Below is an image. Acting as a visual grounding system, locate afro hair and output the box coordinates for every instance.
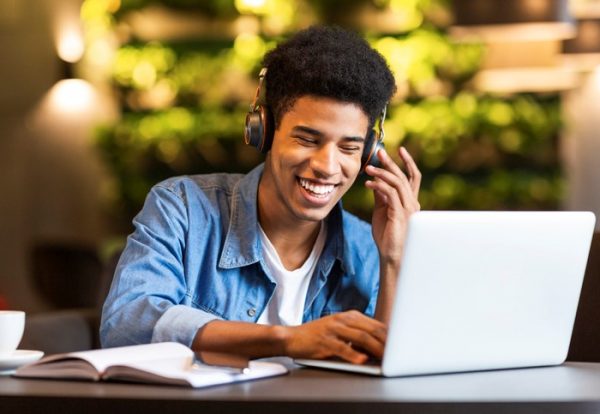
[262,25,396,130]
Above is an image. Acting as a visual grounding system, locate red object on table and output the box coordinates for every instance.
[0,294,8,310]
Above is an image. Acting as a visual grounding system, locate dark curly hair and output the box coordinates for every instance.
[262,25,396,130]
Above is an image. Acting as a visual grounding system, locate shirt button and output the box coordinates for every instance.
[247,308,256,317]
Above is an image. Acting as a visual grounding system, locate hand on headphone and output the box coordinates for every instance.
[364,146,421,266]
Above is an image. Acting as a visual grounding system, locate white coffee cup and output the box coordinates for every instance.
[0,311,25,357]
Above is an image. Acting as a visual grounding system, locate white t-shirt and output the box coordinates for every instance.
[256,221,327,326]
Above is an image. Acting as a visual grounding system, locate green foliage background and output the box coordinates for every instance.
[82,0,564,229]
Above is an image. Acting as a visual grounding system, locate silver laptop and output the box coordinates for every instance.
[296,211,596,376]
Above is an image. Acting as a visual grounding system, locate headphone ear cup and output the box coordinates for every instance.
[361,130,383,172]
[261,106,275,153]
[244,110,262,149]
[244,105,274,153]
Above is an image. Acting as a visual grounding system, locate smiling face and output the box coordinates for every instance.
[258,95,370,227]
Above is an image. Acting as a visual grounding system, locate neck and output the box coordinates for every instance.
[257,173,323,270]
[260,214,322,270]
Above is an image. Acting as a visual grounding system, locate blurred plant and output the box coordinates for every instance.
[117,0,238,18]
[82,0,565,229]
[96,106,263,222]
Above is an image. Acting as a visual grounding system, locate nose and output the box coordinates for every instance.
[310,143,341,178]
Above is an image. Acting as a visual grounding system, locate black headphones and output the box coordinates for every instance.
[244,67,387,171]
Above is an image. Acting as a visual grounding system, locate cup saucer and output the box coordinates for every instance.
[0,350,44,375]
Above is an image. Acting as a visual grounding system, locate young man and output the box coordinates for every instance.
[100,26,421,364]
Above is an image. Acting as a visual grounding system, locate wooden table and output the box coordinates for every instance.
[3,361,600,413]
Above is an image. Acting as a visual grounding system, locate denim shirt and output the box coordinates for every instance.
[100,164,380,348]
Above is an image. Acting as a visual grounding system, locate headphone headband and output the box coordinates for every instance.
[378,105,387,142]
[249,68,268,112]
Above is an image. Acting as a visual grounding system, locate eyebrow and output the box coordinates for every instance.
[291,125,365,143]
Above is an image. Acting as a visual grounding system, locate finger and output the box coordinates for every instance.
[399,147,422,196]
[365,179,401,210]
[366,175,392,207]
[365,166,416,210]
[366,165,412,202]
[330,340,369,364]
[377,147,420,203]
[335,326,385,360]
[336,310,388,344]
[366,151,413,195]
[375,147,405,178]
[369,182,388,206]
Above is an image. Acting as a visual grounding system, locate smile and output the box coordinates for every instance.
[298,178,335,198]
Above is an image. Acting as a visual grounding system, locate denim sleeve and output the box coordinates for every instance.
[100,183,219,348]
[363,282,379,318]
[363,253,380,318]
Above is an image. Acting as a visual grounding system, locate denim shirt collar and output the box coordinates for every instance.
[218,163,355,276]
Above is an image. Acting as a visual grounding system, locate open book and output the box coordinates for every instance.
[14,342,288,388]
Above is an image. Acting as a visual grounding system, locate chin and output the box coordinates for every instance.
[291,201,338,223]
[295,211,329,223]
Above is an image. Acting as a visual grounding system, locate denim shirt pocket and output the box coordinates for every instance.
[188,293,229,320]
[188,265,274,323]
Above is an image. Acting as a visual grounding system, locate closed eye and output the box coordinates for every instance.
[340,145,361,153]
[293,135,318,145]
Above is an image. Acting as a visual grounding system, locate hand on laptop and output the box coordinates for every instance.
[282,310,387,364]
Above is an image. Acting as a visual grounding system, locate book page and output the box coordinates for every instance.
[67,342,194,373]
[184,360,288,388]
[103,359,289,388]
[15,359,102,381]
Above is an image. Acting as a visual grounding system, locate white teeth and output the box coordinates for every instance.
[299,178,334,196]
